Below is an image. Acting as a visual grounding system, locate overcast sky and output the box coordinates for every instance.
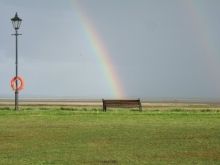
[1,0,220,100]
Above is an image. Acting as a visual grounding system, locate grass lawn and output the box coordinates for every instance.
[0,108,220,164]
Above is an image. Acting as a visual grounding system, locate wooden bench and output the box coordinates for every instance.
[102,99,142,112]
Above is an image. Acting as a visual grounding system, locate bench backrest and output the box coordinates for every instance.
[102,99,142,111]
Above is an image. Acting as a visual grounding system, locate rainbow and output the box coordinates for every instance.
[184,0,220,91]
[70,0,125,98]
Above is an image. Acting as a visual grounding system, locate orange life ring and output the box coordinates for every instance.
[10,76,24,91]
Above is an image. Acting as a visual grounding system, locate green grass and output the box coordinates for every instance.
[0,109,220,164]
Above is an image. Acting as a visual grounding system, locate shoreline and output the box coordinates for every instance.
[1,98,220,107]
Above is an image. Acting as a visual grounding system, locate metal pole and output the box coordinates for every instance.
[15,29,18,111]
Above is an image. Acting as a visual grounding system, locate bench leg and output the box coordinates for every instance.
[103,105,107,112]
[139,104,142,112]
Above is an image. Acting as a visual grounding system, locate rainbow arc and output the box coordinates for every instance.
[70,0,125,98]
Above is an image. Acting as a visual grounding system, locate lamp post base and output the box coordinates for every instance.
[15,91,19,111]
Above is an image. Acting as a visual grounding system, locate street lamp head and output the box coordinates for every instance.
[11,12,22,30]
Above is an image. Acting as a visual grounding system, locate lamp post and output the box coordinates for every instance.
[11,12,22,111]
